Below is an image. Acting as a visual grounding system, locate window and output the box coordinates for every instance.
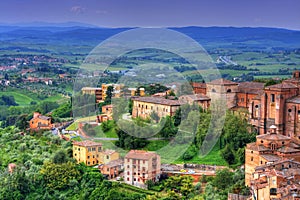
[261,140,263,143]
[227,89,231,93]
[74,154,77,156]
[146,105,148,109]
[106,155,109,159]
[288,109,292,112]
[98,147,102,152]
[271,94,275,102]
[127,171,130,175]
[127,178,129,181]
[88,162,90,165]
[139,104,140,107]
[87,156,90,159]
[107,168,109,172]
[212,88,216,92]
[251,157,253,161]
[127,165,129,168]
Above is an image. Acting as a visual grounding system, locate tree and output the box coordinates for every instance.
[164,175,195,198]
[53,150,68,164]
[221,144,236,165]
[40,161,80,190]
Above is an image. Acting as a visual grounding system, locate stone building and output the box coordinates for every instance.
[124,150,161,188]
[132,97,181,119]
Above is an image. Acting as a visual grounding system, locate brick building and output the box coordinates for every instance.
[250,159,300,200]
[124,150,161,188]
[192,71,300,141]
[179,94,211,110]
[245,126,300,186]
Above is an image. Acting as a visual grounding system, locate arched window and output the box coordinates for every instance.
[211,88,216,92]
[227,89,232,93]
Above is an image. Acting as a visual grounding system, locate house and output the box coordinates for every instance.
[132,97,181,119]
[245,126,300,186]
[250,159,300,200]
[72,140,120,166]
[102,104,113,115]
[124,150,161,188]
[73,140,103,166]
[29,112,52,130]
[81,87,103,103]
[98,159,124,179]
[179,94,211,110]
[100,149,120,164]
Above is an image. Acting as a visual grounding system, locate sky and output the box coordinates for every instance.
[0,0,299,30]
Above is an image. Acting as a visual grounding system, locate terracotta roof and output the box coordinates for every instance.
[257,133,291,141]
[125,150,158,160]
[102,149,117,155]
[265,83,298,89]
[277,146,300,153]
[286,96,300,104]
[179,94,210,101]
[260,154,281,162]
[38,115,51,120]
[72,140,102,147]
[208,78,238,85]
[133,97,181,106]
[247,143,272,152]
[238,82,265,94]
[81,87,102,90]
[102,159,124,168]
[191,82,206,88]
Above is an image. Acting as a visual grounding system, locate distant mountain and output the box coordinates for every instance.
[0,21,99,28]
[0,25,299,51]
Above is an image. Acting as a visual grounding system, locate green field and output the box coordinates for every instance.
[175,142,227,166]
[0,91,34,106]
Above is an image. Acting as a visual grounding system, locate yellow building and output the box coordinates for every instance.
[81,87,103,103]
[73,140,103,166]
[72,140,120,166]
[102,83,124,100]
[100,150,120,164]
[132,97,181,119]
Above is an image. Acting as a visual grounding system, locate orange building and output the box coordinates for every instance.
[29,112,52,130]
[98,159,124,179]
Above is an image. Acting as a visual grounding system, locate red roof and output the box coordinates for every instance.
[125,150,158,160]
[208,78,238,85]
[72,140,102,147]
[133,97,181,106]
[265,83,298,89]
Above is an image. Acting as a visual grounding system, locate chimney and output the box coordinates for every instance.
[139,88,145,96]
[128,88,137,96]
[269,125,277,134]
[33,112,40,119]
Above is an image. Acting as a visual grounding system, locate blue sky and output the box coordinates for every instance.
[0,0,299,29]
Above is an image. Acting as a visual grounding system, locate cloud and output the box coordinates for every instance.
[70,6,86,15]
